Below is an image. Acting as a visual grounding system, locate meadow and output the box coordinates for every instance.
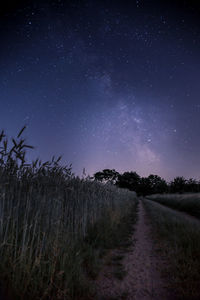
[147,193,200,219]
[0,127,137,299]
[144,198,200,299]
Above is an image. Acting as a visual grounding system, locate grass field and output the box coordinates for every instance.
[144,198,200,300]
[0,128,138,299]
[147,193,200,219]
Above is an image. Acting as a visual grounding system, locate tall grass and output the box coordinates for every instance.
[144,199,200,300]
[0,127,137,299]
[147,193,200,219]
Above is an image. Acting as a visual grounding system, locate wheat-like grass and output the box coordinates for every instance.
[0,127,137,299]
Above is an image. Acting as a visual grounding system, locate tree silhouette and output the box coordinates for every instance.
[93,169,200,195]
[94,169,119,184]
[170,176,187,193]
[186,178,200,193]
[116,171,140,192]
[147,174,168,194]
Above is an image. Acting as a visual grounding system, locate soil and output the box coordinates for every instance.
[95,199,175,300]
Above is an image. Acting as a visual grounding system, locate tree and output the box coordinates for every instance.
[147,174,168,194]
[94,169,119,184]
[185,178,198,192]
[134,174,168,196]
[137,177,152,196]
[170,176,187,193]
[116,171,140,192]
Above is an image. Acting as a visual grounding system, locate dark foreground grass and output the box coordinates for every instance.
[0,127,138,300]
[104,205,138,283]
[147,193,200,219]
[144,199,200,300]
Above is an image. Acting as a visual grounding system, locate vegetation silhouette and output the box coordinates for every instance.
[94,169,200,195]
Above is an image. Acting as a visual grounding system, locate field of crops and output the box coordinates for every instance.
[147,193,200,219]
[0,128,138,299]
[144,197,200,299]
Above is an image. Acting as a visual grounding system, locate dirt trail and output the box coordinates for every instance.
[95,200,173,300]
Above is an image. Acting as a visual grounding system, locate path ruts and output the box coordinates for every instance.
[95,199,173,300]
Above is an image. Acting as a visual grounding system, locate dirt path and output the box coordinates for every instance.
[95,199,173,300]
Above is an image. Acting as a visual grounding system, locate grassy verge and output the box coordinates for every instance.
[147,193,200,219]
[0,127,138,299]
[144,199,200,300]
[104,204,138,282]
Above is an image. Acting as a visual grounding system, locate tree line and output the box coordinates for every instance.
[93,169,200,196]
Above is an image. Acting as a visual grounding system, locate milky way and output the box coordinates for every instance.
[1,0,200,180]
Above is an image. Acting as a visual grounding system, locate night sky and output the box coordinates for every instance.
[1,0,200,180]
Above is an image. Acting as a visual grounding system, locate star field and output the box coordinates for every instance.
[1,0,200,180]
